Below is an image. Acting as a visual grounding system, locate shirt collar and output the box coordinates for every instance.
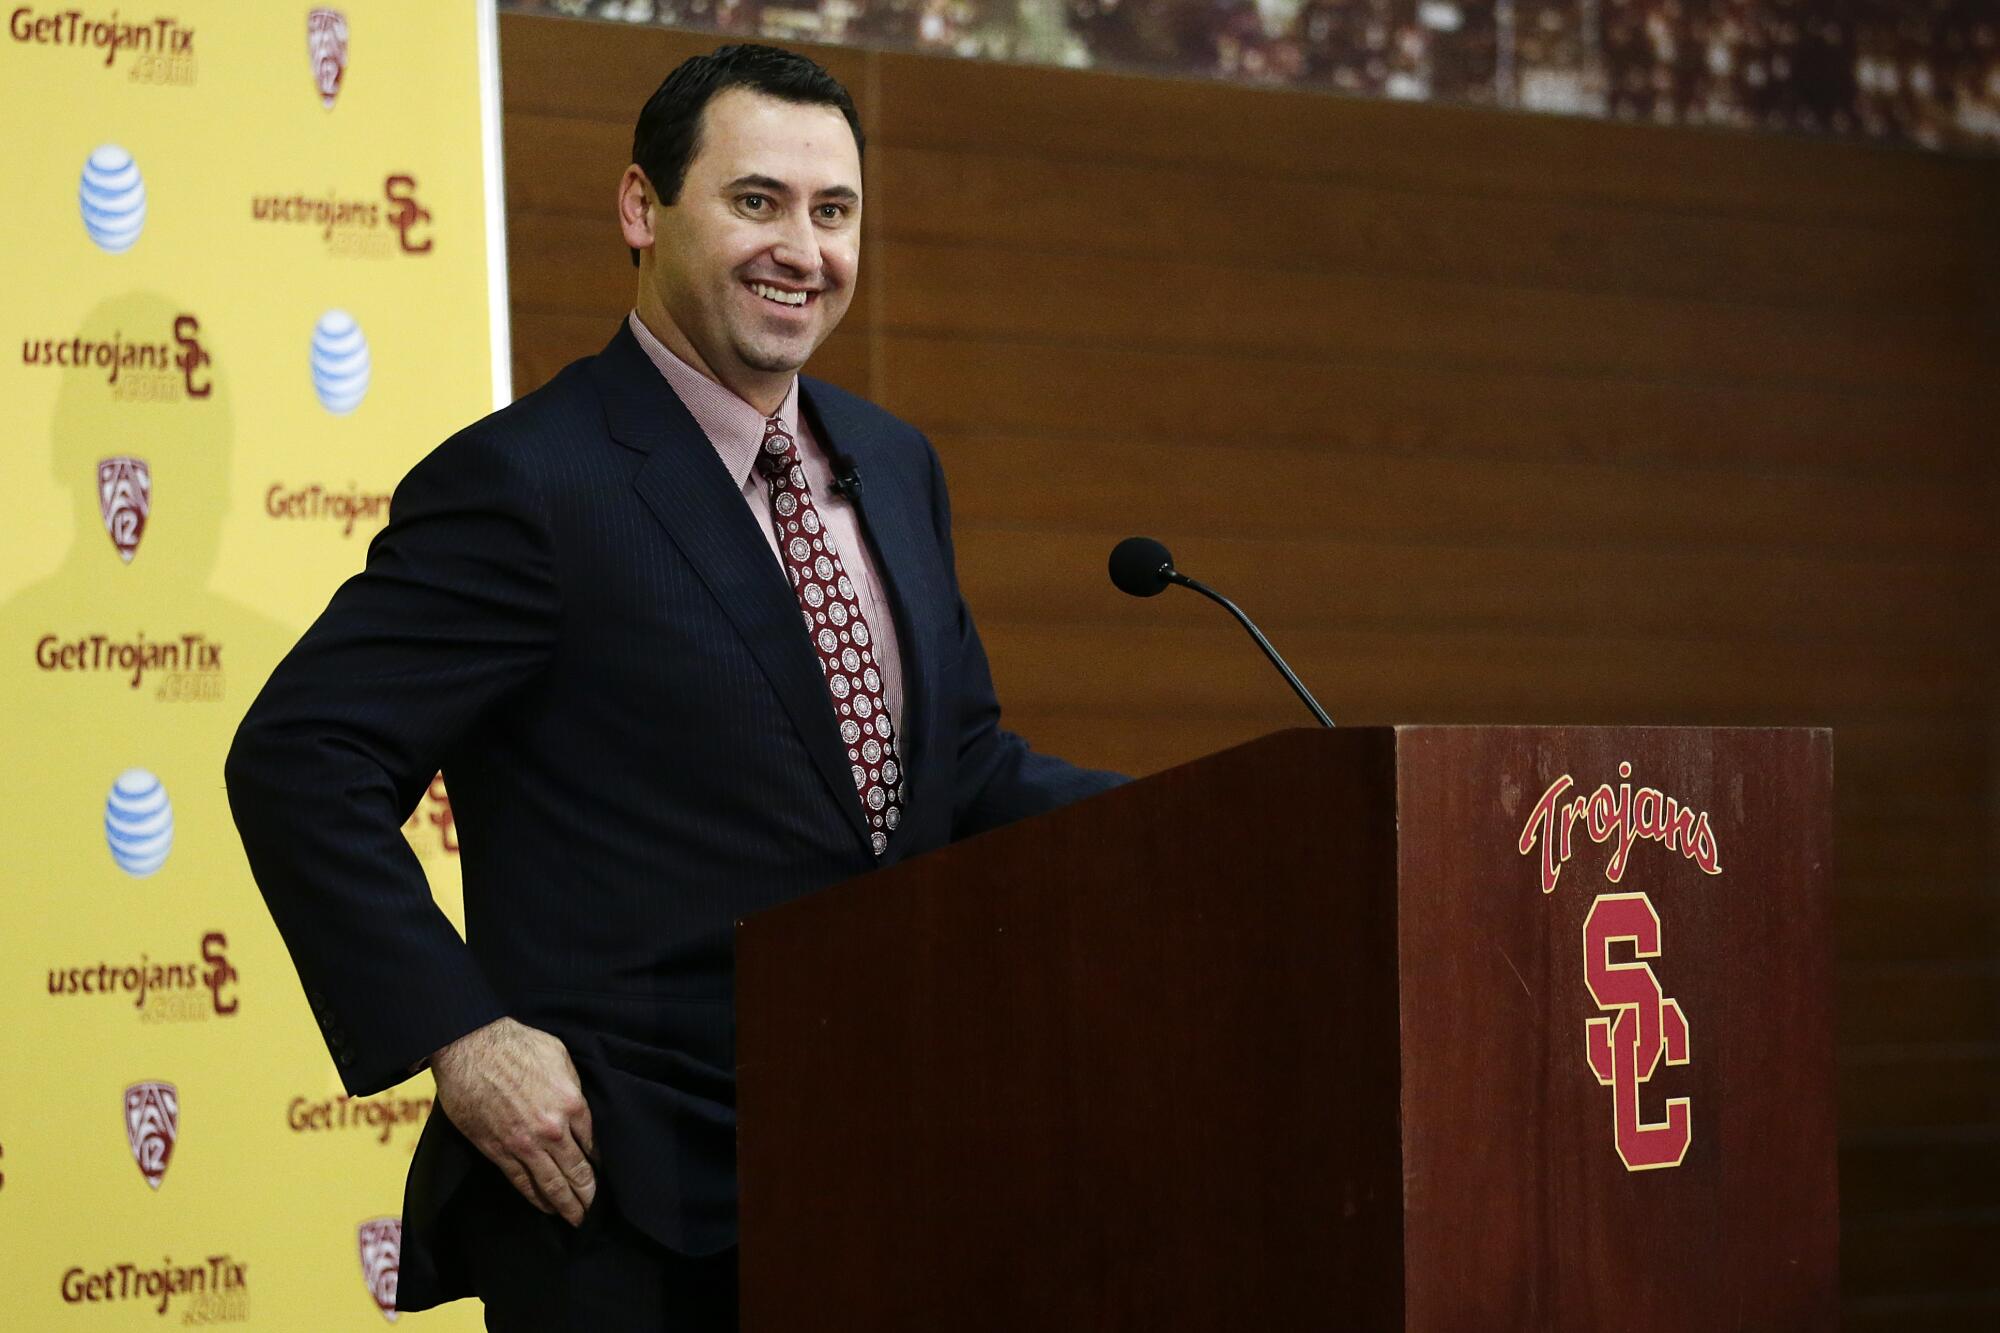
[627,310,799,490]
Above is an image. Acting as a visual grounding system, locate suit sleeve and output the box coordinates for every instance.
[920,440,1127,840]
[225,427,557,1096]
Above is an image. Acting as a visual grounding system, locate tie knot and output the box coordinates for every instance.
[757,418,798,480]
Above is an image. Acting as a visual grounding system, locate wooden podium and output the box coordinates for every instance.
[735,727,1837,1329]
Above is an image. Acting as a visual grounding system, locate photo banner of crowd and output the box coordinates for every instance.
[502,0,2000,153]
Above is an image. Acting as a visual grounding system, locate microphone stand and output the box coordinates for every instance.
[1166,570,1335,729]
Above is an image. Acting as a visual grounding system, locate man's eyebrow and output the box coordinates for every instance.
[722,174,790,195]
[722,174,860,204]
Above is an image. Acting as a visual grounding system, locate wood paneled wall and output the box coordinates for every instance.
[498,15,2000,1326]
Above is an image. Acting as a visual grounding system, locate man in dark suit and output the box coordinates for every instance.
[226,44,1121,1331]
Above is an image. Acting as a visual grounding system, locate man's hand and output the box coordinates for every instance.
[429,1016,597,1226]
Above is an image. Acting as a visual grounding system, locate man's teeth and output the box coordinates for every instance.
[751,283,808,307]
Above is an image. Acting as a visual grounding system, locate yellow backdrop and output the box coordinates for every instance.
[1,4,504,1325]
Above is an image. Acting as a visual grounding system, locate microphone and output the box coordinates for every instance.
[1108,536,1334,728]
[829,452,862,501]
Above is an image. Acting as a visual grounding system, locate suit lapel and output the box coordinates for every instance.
[589,327,871,847]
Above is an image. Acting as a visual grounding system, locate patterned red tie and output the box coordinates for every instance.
[757,417,903,856]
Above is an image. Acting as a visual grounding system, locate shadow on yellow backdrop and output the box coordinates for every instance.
[0,297,474,1326]
[0,3,497,1323]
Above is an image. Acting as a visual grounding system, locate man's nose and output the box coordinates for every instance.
[767,212,822,278]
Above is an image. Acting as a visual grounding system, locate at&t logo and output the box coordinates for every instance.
[311,310,370,414]
[78,144,145,253]
[105,768,172,876]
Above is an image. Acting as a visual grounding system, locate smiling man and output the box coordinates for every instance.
[624,80,862,414]
[225,44,1121,1332]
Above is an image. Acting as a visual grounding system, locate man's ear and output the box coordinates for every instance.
[617,165,656,254]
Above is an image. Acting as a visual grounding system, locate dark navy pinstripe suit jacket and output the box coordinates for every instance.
[225,322,1122,1308]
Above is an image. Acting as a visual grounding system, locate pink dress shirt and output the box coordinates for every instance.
[627,311,906,734]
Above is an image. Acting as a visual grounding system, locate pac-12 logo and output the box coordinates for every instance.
[98,457,151,562]
[1583,893,1690,1170]
[123,1081,179,1189]
[357,1218,400,1321]
[308,8,348,108]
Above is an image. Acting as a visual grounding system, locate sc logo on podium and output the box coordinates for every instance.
[1583,892,1692,1172]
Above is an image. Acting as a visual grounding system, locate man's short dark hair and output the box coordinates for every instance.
[628,43,864,267]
